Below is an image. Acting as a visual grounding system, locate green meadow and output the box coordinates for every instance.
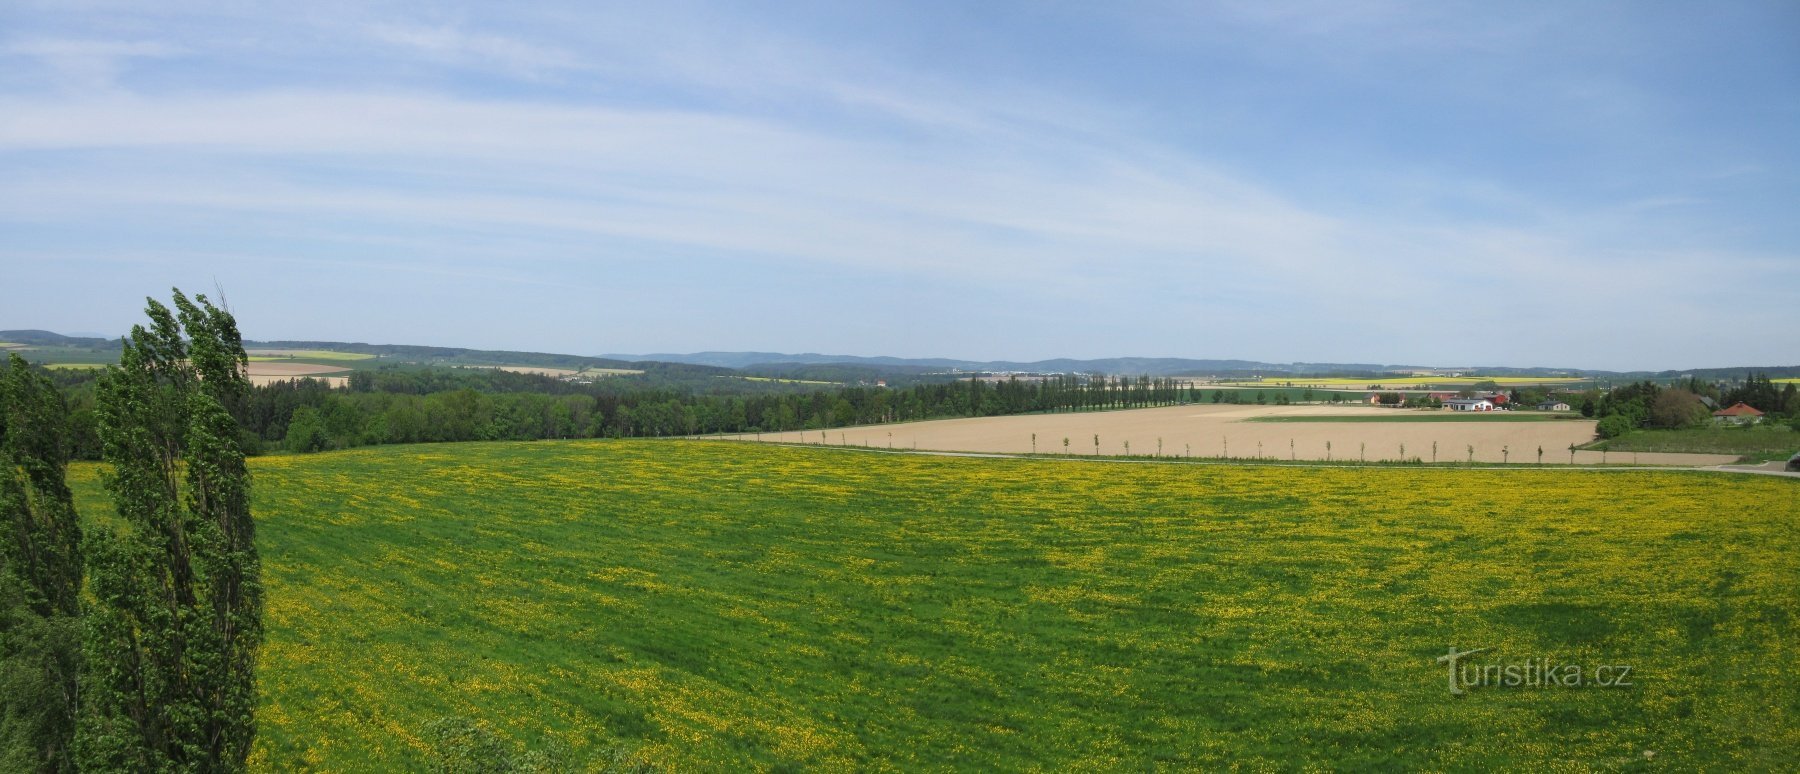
[1592,425,1800,462]
[68,441,1800,770]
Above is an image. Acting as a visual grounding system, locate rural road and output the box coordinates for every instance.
[1712,461,1800,479]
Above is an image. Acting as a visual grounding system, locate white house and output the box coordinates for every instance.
[1712,402,1764,425]
[1446,398,1495,412]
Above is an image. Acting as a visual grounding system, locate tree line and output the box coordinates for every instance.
[47,370,1200,455]
[279,372,1195,453]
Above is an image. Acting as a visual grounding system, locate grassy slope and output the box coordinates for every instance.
[1595,425,1799,459]
[69,441,1800,771]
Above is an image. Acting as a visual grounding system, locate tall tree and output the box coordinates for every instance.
[0,354,84,772]
[78,291,263,772]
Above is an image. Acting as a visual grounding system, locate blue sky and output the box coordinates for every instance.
[1,1,1795,370]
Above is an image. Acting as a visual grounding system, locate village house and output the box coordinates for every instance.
[1446,397,1496,412]
[1536,400,1572,411]
[1712,402,1764,425]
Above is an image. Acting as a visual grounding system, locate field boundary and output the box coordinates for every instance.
[699,438,1798,477]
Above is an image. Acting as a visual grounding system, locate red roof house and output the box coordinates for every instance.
[1712,402,1764,418]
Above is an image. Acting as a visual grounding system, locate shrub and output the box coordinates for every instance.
[284,406,332,453]
[1596,414,1635,439]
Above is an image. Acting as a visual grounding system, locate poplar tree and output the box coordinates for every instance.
[78,291,263,772]
[0,354,84,772]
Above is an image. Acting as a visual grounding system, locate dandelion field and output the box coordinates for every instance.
[67,441,1800,770]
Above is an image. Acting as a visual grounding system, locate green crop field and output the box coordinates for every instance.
[19,346,118,366]
[67,441,1799,770]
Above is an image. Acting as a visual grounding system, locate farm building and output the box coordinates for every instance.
[1712,402,1764,424]
[1446,398,1496,412]
[1536,400,1572,411]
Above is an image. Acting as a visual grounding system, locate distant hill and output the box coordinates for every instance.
[608,351,1626,378]
[248,340,644,371]
[7,331,1794,380]
[613,351,1329,375]
[0,330,119,348]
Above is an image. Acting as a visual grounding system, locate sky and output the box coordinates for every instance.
[1,1,1795,371]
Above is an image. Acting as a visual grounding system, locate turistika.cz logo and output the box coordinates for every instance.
[1435,647,1633,695]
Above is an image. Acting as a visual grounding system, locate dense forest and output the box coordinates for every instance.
[46,367,1194,456]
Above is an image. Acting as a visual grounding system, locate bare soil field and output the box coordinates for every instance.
[734,404,1739,466]
[246,361,350,387]
[494,365,581,378]
[467,365,643,378]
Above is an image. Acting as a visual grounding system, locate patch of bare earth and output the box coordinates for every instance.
[246,362,350,387]
[471,366,642,378]
[729,404,1738,466]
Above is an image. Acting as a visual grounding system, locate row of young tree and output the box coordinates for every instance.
[2,291,262,771]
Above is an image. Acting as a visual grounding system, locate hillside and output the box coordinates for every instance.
[66,441,1800,770]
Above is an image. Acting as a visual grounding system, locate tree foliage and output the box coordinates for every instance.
[78,291,263,772]
[282,406,330,454]
[1648,389,1710,429]
[1596,414,1635,439]
[1722,373,1785,415]
[0,354,83,772]
[196,373,1199,451]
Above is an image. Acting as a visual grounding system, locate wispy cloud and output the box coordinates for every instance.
[365,24,584,78]
[3,37,186,89]
[0,1,1793,367]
